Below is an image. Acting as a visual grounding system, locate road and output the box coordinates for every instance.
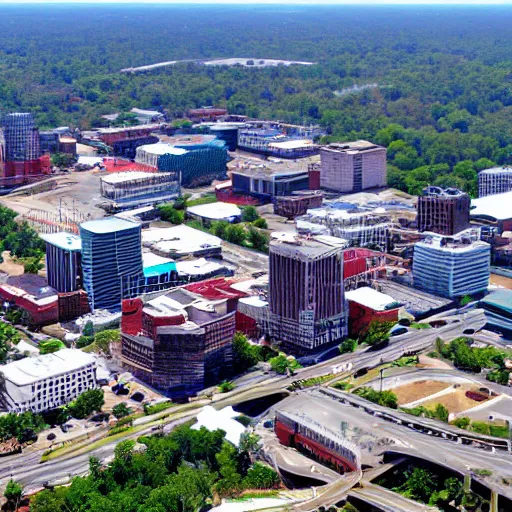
[0,307,489,495]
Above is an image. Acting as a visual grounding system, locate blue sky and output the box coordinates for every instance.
[1,0,511,4]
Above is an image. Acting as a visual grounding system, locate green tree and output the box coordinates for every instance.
[94,329,120,354]
[339,338,357,354]
[218,381,235,393]
[359,321,395,346]
[67,389,105,419]
[241,206,259,223]
[23,256,44,275]
[112,402,132,419]
[243,462,280,489]
[247,226,269,252]
[29,487,67,512]
[39,338,65,355]
[224,224,247,245]
[215,442,242,497]
[4,479,23,511]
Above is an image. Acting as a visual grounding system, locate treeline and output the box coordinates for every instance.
[1,6,512,180]
[30,425,280,512]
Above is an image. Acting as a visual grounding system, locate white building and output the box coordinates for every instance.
[478,167,512,197]
[413,231,490,299]
[0,349,97,413]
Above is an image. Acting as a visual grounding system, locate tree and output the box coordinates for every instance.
[339,338,357,354]
[29,488,67,512]
[23,256,44,275]
[252,217,267,229]
[51,152,74,168]
[359,321,395,346]
[67,389,104,419]
[243,462,279,489]
[39,338,65,355]
[224,224,247,245]
[94,329,120,354]
[158,204,184,225]
[241,206,259,223]
[232,332,259,372]
[4,479,23,511]
[215,442,242,497]
[246,226,269,252]
[239,432,260,453]
[112,402,132,419]
[0,322,20,361]
[269,354,300,375]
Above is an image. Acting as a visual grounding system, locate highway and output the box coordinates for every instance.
[0,307,490,498]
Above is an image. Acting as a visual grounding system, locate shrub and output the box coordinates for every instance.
[243,462,280,489]
[241,206,259,223]
[252,218,267,229]
[269,354,301,375]
[453,417,471,429]
[76,336,94,349]
[112,402,132,419]
[218,381,235,393]
[143,401,174,416]
[339,338,357,354]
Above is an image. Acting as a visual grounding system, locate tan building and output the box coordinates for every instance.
[319,140,387,193]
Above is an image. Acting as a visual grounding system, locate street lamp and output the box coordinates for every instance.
[379,368,385,393]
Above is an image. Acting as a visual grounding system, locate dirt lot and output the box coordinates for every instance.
[1,170,106,219]
[420,385,491,414]
[490,274,512,289]
[392,380,451,405]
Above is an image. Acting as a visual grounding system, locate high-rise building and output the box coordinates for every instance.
[41,232,82,293]
[417,186,470,236]
[268,234,348,353]
[478,167,512,197]
[79,217,143,311]
[413,231,490,299]
[319,140,387,193]
[1,112,50,186]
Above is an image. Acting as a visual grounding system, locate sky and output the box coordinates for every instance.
[0,0,511,4]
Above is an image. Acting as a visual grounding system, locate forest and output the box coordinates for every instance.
[0,5,511,190]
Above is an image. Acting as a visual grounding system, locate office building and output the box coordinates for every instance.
[40,232,82,293]
[231,167,310,199]
[99,171,180,208]
[412,231,490,299]
[0,349,97,413]
[319,140,387,193]
[120,289,236,396]
[80,217,143,311]
[478,167,512,197]
[273,191,324,220]
[268,233,348,353]
[417,186,470,235]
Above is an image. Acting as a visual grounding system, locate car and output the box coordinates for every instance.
[463,328,475,335]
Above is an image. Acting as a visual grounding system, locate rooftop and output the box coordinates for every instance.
[479,166,512,175]
[100,171,176,184]
[422,186,467,198]
[324,140,384,153]
[137,143,188,156]
[187,202,241,221]
[415,230,489,253]
[5,275,57,301]
[80,216,141,235]
[40,232,82,252]
[270,232,348,259]
[471,191,512,221]
[345,286,398,311]
[267,139,317,150]
[480,289,512,315]
[0,349,96,386]
[141,224,221,256]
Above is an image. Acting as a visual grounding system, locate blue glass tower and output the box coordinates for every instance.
[80,217,143,311]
